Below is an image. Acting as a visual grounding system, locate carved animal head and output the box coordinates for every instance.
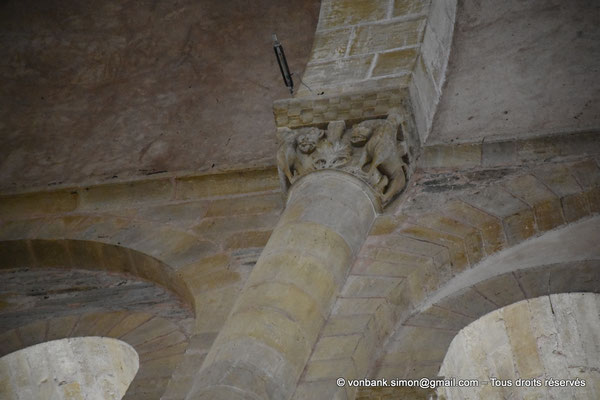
[313,142,352,170]
[296,127,325,154]
[350,123,376,147]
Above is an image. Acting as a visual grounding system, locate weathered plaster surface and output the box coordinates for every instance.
[428,0,600,144]
[0,0,319,191]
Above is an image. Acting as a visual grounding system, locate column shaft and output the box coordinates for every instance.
[187,171,378,400]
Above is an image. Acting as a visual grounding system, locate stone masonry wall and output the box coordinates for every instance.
[296,0,430,97]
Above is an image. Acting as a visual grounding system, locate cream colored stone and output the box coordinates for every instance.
[192,170,377,400]
[439,294,600,400]
[0,337,138,400]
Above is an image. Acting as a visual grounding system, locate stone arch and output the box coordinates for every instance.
[297,161,600,399]
[374,215,600,379]
[0,238,194,312]
[0,311,190,400]
[0,212,223,313]
[436,292,600,399]
[0,216,215,399]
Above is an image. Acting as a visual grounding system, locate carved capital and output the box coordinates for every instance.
[276,109,410,207]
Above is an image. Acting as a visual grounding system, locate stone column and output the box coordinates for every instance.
[187,111,409,400]
[187,171,379,400]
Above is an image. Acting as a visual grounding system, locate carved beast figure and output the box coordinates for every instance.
[351,112,407,203]
[276,126,326,191]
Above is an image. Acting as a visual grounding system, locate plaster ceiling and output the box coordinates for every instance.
[0,0,320,191]
[428,0,600,144]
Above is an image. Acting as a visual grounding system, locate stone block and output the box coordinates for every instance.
[66,239,105,271]
[121,317,177,347]
[46,315,80,342]
[393,0,430,17]
[369,215,402,235]
[569,159,600,189]
[85,311,129,337]
[248,252,337,311]
[561,192,589,222]
[351,336,373,376]
[292,381,344,400]
[193,286,241,334]
[481,140,518,167]
[340,275,403,298]
[516,136,561,163]
[421,143,482,168]
[443,199,506,254]
[400,224,468,272]
[233,281,325,333]
[503,174,557,205]
[137,331,188,358]
[317,0,389,30]
[204,192,283,218]
[350,19,426,55]
[78,179,173,210]
[322,314,372,337]
[266,222,352,285]
[370,301,395,343]
[217,308,311,369]
[462,186,529,219]
[434,287,497,319]
[417,214,484,266]
[29,239,72,269]
[0,239,35,270]
[372,48,418,77]
[0,190,78,219]
[97,243,136,276]
[502,209,536,245]
[587,187,600,213]
[179,260,238,295]
[532,198,564,231]
[176,168,279,200]
[107,313,153,339]
[0,330,21,356]
[351,255,418,279]
[302,56,374,87]
[135,201,208,228]
[404,305,473,331]
[225,230,271,250]
[533,164,582,197]
[310,28,352,61]
[369,233,449,265]
[502,301,544,378]
[386,325,456,363]
[311,334,362,361]
[0,219,45,241]
[332,298,385,316]
[371,247,433,267]
[304,358,356,381]
[401,260,443,307]
[135,353,183,379]
[16,319,47,347]
[194,212,280,240]
[473,274,525,308]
